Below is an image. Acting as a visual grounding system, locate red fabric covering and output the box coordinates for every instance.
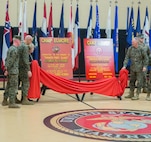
[28,60,129,99]
[28,60,40,99]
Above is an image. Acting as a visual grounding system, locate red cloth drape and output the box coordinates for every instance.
[28,60,40,99]
[28,60,129,99]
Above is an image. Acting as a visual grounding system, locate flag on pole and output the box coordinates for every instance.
[48,2,53,37]
[93,3,101,38]
[126,7,130,35]
[41,1,47,37]
[18,0,23,36]
[58,3,65,37]
[126,6,134,46]
[22,0,28,39]
[86,4,93,38]
[66,3,73,40]
[149,15,151,49]
[1,1,12,70]
[66,3,74,68]
[73,4,81,70]
[32,1,39,60]
[105,5,111,38]
[113,5,119,73]
[143,7,149,46]
[135,6,141,36]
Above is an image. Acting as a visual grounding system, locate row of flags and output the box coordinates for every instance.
[1,0,82,71]
[126,6,151,48]
[1,1,124,73]
[86,3,119,73]
[43,2,81,70]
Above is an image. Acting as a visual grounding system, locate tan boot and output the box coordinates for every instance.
[8,98,20,108]
[131,93,139,100]
[9,103,20,108]
[125,91,134,98]
[22,96,34,105]
[142,88,147,93]
[146,93,151,101]
[2,97,8,106]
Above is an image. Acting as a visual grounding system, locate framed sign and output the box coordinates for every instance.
[40,37,73,79]
[84,38,115,80]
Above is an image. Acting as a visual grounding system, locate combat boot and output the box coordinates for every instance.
[131,93,139,100]
[142,88,148,93]
[2,97,8,106]
[146,93,151,101]
[22,96,34,105]
[125,91,134,98]
[8,98,20,108]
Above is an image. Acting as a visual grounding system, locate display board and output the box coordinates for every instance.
[84,38,115,80]
[40,37,73,79]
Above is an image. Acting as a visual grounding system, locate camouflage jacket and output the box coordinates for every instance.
[5,45,19,74]
[139,42,150,56]
[18,42,30,72]
[123,45,148,72]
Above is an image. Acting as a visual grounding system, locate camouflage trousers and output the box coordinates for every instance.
[4,74,18,100]
[141,70,148,89]
[147,70,151,93]
[19,72,29,97]
[129,70,142,94]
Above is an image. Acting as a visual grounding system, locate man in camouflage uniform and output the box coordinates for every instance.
[146,54,151,101]
[1,35,21,108]
[123,38,148,100]
[137,34,150,93]
[18,35,33,105]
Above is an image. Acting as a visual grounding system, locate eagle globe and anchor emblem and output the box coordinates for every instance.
[52,46,60,53]
[44,109,151,142]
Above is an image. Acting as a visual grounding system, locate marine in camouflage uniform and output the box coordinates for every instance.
[137,34,150,93]
[123,38,148,100]
[146,54,151,101]
[18,35,33,105]
[1,35,21,108]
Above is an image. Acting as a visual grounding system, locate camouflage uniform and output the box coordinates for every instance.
[146,54,151,101]
[139,43,150,93]
[123,44,148,100]
[4,45,19,108]
[18,42,33,105]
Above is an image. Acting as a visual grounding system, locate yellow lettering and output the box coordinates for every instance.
[41,38,52,43]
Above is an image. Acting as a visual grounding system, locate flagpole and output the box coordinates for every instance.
[76,0,81,84]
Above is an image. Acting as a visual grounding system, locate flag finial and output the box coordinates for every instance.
[96,0,98,3]
[109,0,112,6]
[90,0,93,2]
[115,0,118,4]
[138,0,141,4]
